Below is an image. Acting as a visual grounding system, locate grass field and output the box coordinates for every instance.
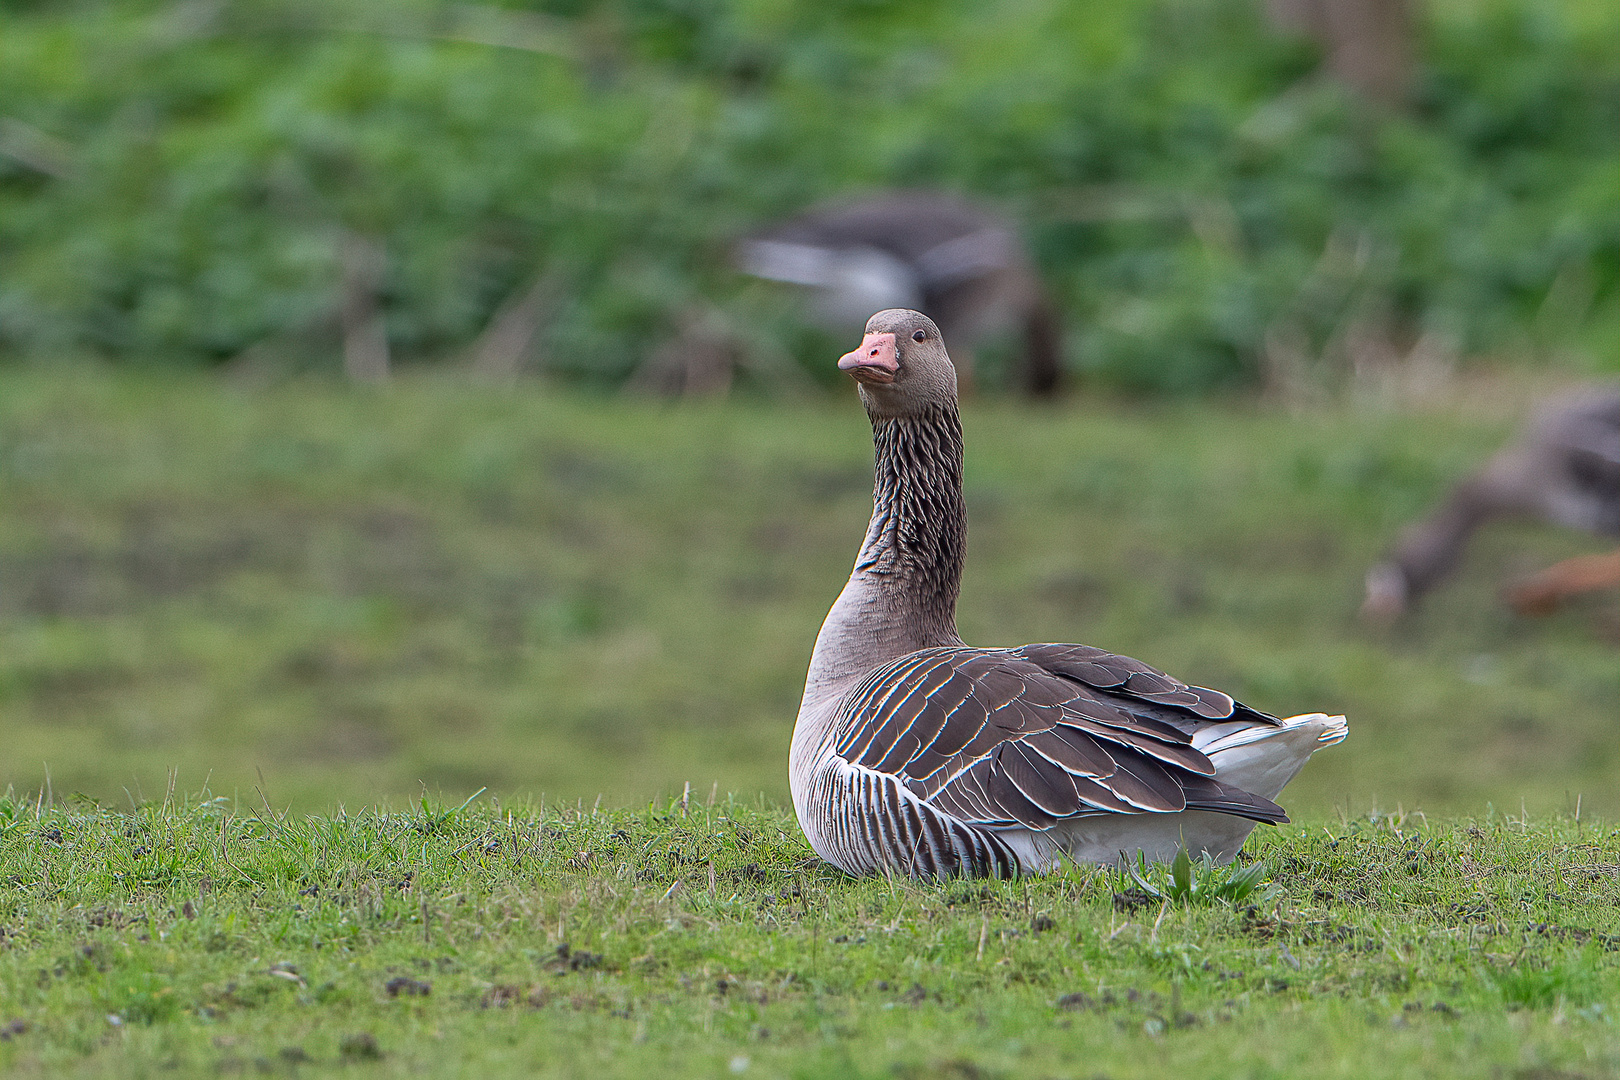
[1,367,1615,817]
[0,795,1615,1078]
[1,366,1617,1076]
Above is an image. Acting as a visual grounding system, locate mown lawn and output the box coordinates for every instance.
[0,796,1616,1078]
[1,367,1614,816]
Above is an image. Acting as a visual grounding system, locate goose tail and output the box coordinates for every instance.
[1193,713,1348,803]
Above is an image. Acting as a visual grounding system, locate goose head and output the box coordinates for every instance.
[838,308,957,418]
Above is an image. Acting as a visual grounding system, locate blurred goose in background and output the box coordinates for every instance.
[1363,382,1620,620]
[738,192,1063,396]
[790,309,1346,878]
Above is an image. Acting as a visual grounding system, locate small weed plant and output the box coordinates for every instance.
[1118,848,1280,907]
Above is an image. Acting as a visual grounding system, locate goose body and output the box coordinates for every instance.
[738,192,1063,396]
[1364,382,1620,619]
[790,309,1346,878]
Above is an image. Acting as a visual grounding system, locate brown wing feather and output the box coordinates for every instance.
[1058,717,1216,776]
[869,659,967,774]
[1176,773,1290,824]
[833,645,1285,832]
[1101,753,1188,812]
[837,651,957,761]
[1068,776,1139,814]
[1016,643,1260,720]
[982,763,1064,829]
[1022,726,1117,779]
[1000,743,1085,817]
[1062,697,1195,744]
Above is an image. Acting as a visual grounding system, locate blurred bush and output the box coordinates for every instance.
[0,0,1614,392]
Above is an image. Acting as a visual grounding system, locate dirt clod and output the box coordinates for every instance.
[383,976,430,998]
[551,943,604,972]
[1111,890,1156,913]
[339,1032,380,1060]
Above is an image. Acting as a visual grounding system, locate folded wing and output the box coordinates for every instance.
[832,645,1288,831]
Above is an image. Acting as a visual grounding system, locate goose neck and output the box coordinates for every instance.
[798,404,966,720]
[859,406,966,614]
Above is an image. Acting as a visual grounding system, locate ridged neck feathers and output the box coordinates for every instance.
[856,403,966,647]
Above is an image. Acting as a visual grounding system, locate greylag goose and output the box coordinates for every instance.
[737,192,1062,396]
[790,309,1347,878]
[1363,382,1620,620]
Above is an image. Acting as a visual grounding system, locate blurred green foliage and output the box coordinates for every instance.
[0,0,1616,390]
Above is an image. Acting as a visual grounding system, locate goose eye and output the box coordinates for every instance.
[912,329,926,342]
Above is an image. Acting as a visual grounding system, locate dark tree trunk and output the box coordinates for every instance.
[340,231,390,382]
[1265,0,1413,106]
